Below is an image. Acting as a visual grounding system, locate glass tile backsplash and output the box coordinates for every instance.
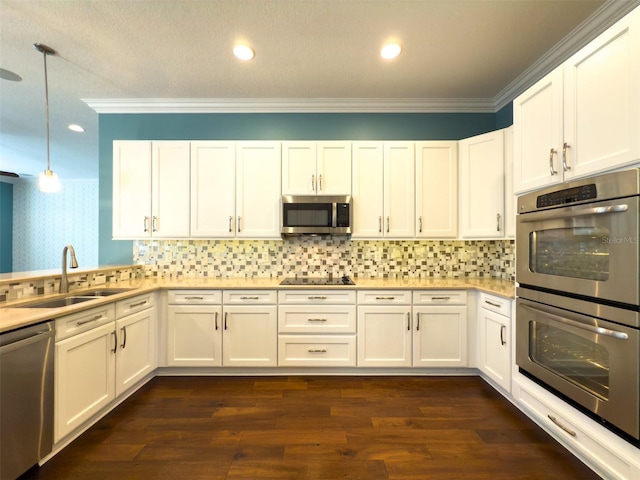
[134,238,515,280]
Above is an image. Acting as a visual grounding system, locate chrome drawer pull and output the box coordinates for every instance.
[485,300,502,308]
[431,296,451,301]
[185,296,204,300]
[129,300,147,308]
[307,318,327,322]
[308,296,327,300]
[375,296,395,300]
[308,349,327,353]
[548,415,576,437]
[240,296,260,300]
[77,314,103,326]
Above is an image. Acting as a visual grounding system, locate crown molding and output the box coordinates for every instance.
[493,0,640,110]
[83,97,496,114]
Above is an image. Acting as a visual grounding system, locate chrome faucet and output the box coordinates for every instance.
[60,244,78,293]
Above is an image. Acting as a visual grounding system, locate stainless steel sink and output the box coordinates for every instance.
[80,288,134,297]
[18,296,97,308]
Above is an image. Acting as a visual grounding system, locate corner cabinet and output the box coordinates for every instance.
[458,130,505,238]
[513,6,640,194]
[352,142,415,238]
[113,141,190,239]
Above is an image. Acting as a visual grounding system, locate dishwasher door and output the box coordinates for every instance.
[0,321,54,480]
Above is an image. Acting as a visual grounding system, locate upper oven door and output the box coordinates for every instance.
[516,196,639,306]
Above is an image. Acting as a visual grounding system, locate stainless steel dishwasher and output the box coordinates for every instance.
[1,321,54,480]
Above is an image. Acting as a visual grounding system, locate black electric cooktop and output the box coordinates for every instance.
[280,275,355,286]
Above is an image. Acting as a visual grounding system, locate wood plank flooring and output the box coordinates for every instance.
[20,376,601,479]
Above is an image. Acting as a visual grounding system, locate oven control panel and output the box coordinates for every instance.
[536,184,597,208]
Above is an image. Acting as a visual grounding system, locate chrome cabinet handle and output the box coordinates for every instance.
[549,148,557,175]
[311,174,316,192]
[224,312,228,330]
[215,312,219,331]
[416,312,420,331]
[143,216,149,232]
[318,174,323,191]
[185,296,204,300]
[308,296,327,300]
[485,300,502,308]
[431,296,451,301]
[378,216,382,233]
[111,330,118,353]
[407,312,411,331]
[548,415,576,437]
[240,296,260,300]
[307,318,327,322]
[419,216,423,233]
[129,300,147,308]
[386,216,390,233]
[562,142,571,171]
[496,213,501,232]
[120,326,127,349]
[237,216,241,233]
[77,314,103,326]
[308,348,327,353]
[500,325,506,346]
[152,216,158,232]
[229,216,233,233]
[375,296,395,300]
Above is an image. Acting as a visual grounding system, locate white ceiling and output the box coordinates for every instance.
[0,0,636,181]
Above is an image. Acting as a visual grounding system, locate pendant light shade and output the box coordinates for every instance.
[34,43,61,193]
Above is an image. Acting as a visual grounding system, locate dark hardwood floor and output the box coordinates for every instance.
[21,376,601,479]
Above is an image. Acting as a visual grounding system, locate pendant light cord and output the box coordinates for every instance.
[43,48,51,172]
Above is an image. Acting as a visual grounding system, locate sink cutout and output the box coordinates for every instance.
[18,296,97,309]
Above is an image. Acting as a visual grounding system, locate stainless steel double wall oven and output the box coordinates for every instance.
[515,168,640,444]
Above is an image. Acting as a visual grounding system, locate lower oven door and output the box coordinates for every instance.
[516,297,639,440]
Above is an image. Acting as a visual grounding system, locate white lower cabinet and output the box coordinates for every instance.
[412,291,468,367]
[55,293,156,442]
[477,293,512,392]
[278,290,357,366]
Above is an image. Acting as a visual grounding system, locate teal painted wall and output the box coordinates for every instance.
[0,182,13,273]
[99,112,500,265]
[496,102,514,130]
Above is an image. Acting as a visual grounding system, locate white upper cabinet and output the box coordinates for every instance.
[282,141,351,195]
[113,141,190,239]
[190,142,236,238]
[514,6,640,194]
[415,141,458,238]
[236,141,282,238]
[459,130,505,238]
[352,141,415,238]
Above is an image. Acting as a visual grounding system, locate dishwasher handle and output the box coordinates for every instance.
[0,321,54,354]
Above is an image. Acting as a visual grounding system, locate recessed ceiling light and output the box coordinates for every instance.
[233,44,255,61]
[381,43,402,60]
[68,124,85,132]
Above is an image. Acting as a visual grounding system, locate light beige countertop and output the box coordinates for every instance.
[0,276,514,333]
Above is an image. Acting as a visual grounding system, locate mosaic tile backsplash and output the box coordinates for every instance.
[134,238,515,280]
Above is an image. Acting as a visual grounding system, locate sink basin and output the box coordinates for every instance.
[18,296,97,308]
[80,288,135,297]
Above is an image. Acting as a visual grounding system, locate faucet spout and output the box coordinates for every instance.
[60,244,78,293]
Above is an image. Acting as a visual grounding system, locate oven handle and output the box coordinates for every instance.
[520,303,629,340]
[519,204,628,222]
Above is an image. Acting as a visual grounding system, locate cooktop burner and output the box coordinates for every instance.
[280,276,355,286]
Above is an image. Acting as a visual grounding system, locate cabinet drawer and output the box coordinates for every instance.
[278,335,356,367]
[479,292,511,317]
[357,290,411,305]
[223,290,277,304]
[55,304,115,340]
[278,306,356,333]
[115,293,155,318]
[168,290,222,305]
[413,290,467,305]
[278,290,356,304]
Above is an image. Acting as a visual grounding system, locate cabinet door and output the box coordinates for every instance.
[384,142,415,238]
[317,141,352,195]
[357,306,412,367]
[352,142,384,238]
[415,141,457,238]
[503,127,516,238]
[222,306,278,367]
[513,69,564,194]
[413,306,467,367]
[55,322,115,442]
[112,141,152,238]
[190,142,236,237]
[459,130,505,238]
[236,142,282,238]
[282,142,317,195]
[479,308,511,392]
[151,141,191,238]
[167,305,222,366]
[115,308,156,397]
[563,8,640,180]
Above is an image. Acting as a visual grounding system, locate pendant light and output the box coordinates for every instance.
[34,43,61,193]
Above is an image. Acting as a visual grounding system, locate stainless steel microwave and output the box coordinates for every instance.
[281,195,352,236]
